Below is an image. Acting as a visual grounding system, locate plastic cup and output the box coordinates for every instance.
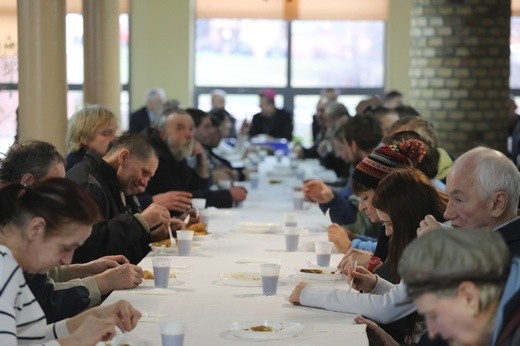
[152,257,172,288]
[176,230,194,256]
[160,321,185,346]
[315,241,333,267]
[191,198,206,210]
[260,263,281,296]
[293,191,305,210]
[283,227,300,252]
[283,212,298,227]
[249,172,259,189]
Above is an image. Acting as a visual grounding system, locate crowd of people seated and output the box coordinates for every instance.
[0,86,519,345]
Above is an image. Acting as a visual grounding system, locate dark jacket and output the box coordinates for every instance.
[129,106,151,134]
[24,273,90,323]
[138,131,233,211]
[496,217,520,257]
[66,151,151,264]
[65,147,87,171]
[249,108,293,141]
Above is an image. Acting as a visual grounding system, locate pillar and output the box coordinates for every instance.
[83,0,120,120]
[130,0,194,111]
[17,0,67,153]
[409,0,511,155]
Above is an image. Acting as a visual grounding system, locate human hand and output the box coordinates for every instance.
[303,180,334,204]
[140,203,171,231]
[72,255,129,278]
[348,265,377,293]
[152,191,192,213]
[180,208,201,225]
[169,218,186,231]
[240,119,251,135]
[192,141,205,158]
[328,223,352,254]
[94,264,144,295]
[69,315,117,345]
[316,140,333,157]
[93,300,142,333]
[337,248,373,274]
[354,316,399,346]
[229,186,247,202]
[289,282,308,305]
[417,214,442,237]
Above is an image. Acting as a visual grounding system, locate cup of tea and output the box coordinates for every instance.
[152,257,172,288]
[283,227,300,252]
[191,198,206,210]
[160,321,185,346]
[176,230,194,256]
[260,263,281,296]
[315,241,333,267]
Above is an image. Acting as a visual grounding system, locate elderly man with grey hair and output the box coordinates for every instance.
[129,87,166,135]
[417,146,520,256]
[398,229,520,345]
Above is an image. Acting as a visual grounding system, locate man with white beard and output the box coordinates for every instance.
[140,108,239,213]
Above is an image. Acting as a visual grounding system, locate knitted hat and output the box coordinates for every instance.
[352,139,426,189]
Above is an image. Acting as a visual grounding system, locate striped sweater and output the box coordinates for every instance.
[0,245,68,345]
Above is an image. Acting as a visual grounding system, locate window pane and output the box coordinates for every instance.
[197,93,284,134]
[195,19,288,87]
[291,21,385,88]
[511,17,520,89]
[0,90,18,156]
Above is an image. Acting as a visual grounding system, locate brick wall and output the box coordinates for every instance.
[409,0,511,155]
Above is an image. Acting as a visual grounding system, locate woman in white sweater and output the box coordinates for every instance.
[0,178,141,346]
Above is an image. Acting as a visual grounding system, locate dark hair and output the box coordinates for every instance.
[385,131,439,179]
[372,168,448,278]
[0,140,65,183]
[105,134,157,162]
[186,108,209,128]
[384,90,403,100]
[334,114,382,152]
[393,105,420,118]
[0,177,101,235]
[208,108,227,127]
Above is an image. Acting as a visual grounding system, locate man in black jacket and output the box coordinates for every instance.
[139,108,244,212]
[67,134,174,264]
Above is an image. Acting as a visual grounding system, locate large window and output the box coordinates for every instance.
[194,18,385,145]
[0,13,129,155]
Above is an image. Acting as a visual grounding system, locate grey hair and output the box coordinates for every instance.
[156,108,189,132]
[459,147,520,213]
[145,87,166,103]
[325,101,350,123]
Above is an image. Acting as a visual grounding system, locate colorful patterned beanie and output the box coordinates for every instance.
[352,139,426,190]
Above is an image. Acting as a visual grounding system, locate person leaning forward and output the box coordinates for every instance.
[66,134,177,264]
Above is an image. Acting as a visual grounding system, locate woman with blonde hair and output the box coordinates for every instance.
[66,105,118,170]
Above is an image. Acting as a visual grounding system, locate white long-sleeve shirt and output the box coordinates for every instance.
[0,245,69,346]
[299,277,416,324]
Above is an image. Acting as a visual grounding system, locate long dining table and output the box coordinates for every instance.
[101,157,369,345]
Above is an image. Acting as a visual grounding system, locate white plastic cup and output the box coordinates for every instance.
[283,227,300,252]
[315,241,333,267]
[151,257,172,288]
[160,321,185,346]
[249,172,259,189]
[191,198,206,210]
[260,263,281,296]
[283,212,298,227]
[176,230,194,256]
[293,191,305,210]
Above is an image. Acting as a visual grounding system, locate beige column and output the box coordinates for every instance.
[385,0,412,102]
[17,0,67,153]
[83,0,120,120]
[130,0,194,112]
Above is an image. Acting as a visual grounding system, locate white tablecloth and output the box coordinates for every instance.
[102,159,368,345]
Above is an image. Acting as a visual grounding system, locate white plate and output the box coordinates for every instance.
[237,222,281,234]
[217,272,262,287]
[106,334,153,346]
[228,320,304,340]
[149,242,201,254]
[295,267,346,281]
[139,278,185,288]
